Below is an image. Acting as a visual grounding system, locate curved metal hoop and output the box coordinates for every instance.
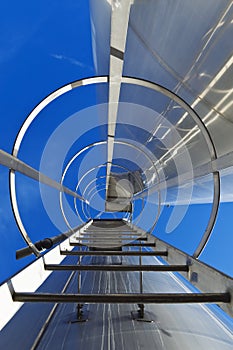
[74,163,137,220]
[75,164,144,223]
[10,76,219,258]
[60,139,160,233]
[85,186,133,223]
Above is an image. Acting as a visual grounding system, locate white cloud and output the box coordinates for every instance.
[51,53,92,69]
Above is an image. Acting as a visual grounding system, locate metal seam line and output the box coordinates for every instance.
[110,46,124,60]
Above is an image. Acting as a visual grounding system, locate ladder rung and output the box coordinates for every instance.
[125,242,156,247]
[13,292,231,304]
[70,237,148,244]
[80,233,141,237]
[60,250,168,256]
[84,230,137,232]
[74,238,140,241]
[44,264,189,272]
[65,242,156,248]
[72,237,147,242]
[84,227,136,230]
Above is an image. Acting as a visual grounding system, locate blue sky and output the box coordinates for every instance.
[0,0,95,282]
[0,0,232,284]
[155,202,233,276]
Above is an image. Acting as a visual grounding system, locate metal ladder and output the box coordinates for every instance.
[12,219,233,323]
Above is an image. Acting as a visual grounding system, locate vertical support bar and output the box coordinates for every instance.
[138,244,144,318]
[71,247,88,323]
[77,248,83,320]
[139,247,143,294]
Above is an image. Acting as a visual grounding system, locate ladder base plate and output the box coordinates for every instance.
[131,310,155,323]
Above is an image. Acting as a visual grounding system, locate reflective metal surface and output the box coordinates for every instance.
[1,1,233,348]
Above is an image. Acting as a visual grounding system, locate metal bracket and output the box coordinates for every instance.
[69,304,88,323]
[131,304,155,323]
